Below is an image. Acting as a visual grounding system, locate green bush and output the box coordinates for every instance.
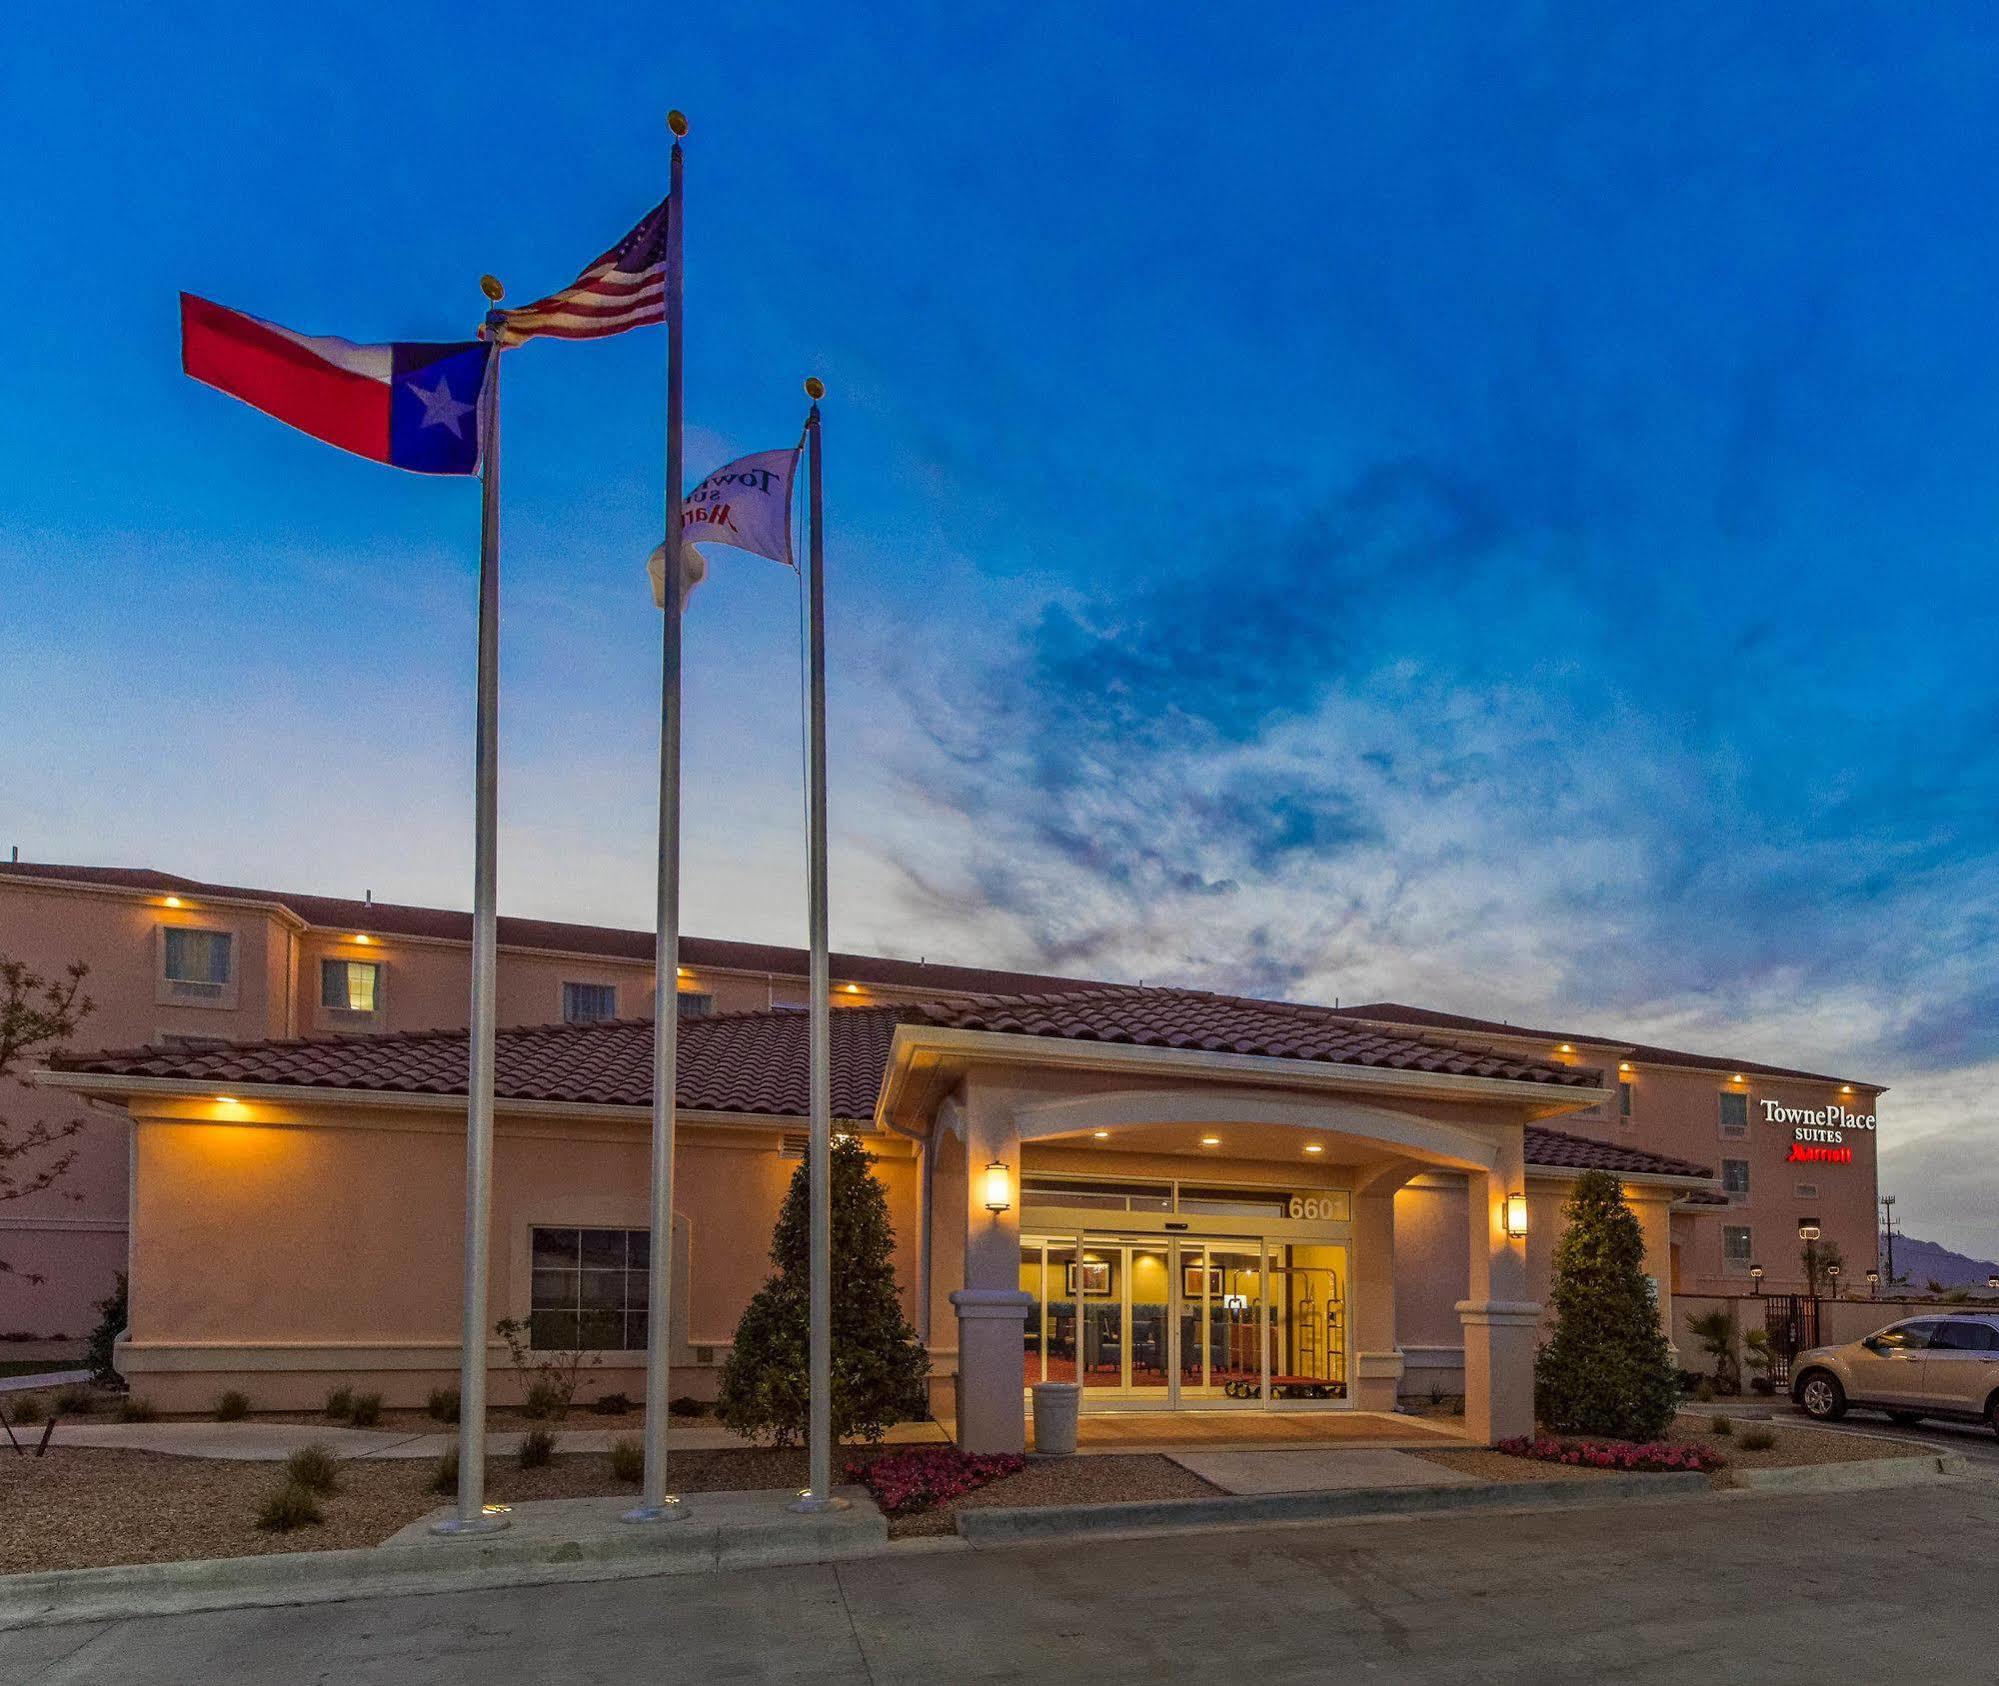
[348,1392,383,1428]
[215,1390,250,1421]
[1533,1170,1679,1440]
[610,1437,644,1484]
[667,1395,707,1418]
[117,1395,155,1424]
[520,1380,568,1421]
[517,1426,555,1470]
[256,1481,324,1532]
[85,1273,127,1387]
[10,1396,44,1426]
[429,1446,460,1495]
[54,1385,93,1416]
[718,1134,929,1448]
[1710,1415,1733,1436]
[285,1443,341,1495]
[1738,1427,1776,1452]
[1694,1378,1717,1404]
[325,1387,355,1421]
[426,1388,461,1424]
[592,1393,634,1416]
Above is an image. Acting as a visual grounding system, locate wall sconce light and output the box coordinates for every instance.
[1503,1192,1528,1239]
[983,1160,1012,1214]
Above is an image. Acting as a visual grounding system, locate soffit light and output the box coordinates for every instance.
[1618,1061,1633,1073]
[1303,1144,1324,1154]
[163,896,184,908]
[1092,1130,1110,1140]
[1200,1135,1221,1148]
[1557,1043,1575,1055]
[351,934,372,945]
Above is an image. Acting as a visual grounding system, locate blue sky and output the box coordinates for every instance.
[5,5,1996,1255]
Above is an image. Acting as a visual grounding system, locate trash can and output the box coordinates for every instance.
[1031,1381,1081,1455]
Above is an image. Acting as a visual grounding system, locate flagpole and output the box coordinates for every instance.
[628,109,690,1525]
[434,276,509,1537]
[792,377,847,1513]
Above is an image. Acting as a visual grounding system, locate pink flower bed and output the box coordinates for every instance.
[844,1448,1026,1516]
[1495,1435,1723,1474]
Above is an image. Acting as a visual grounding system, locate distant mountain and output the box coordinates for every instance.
[1886,1234,1999,1292]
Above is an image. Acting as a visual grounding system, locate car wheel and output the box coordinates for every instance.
[1887,1411,1924,1427]
[1798,1370,1846,1420]
[1988,1397,1999,1441]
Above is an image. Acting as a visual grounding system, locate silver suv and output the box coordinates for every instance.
[1792,1314,1999,1435]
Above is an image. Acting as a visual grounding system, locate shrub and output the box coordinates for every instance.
[347,1392,383,1428]
[1685,1309,1742,1395]
[10,1396,44,1426]
[592,1393,634,1417]
[429,1446,460,1494]
[257,1481,324,1532]
[667,1395,707,1418]
[1495,1435,1724,1474]
[215,1390,250,1422]
[719,1135,929,1448]
[843,1448,1024,1517]
[517,1426,555,1469]
[285,1443,341,1495]
[1738,1427,1777,1452]
[495,1318,597,1425]
[610,1437,645,1483]
[1694,1378,1717,1404]
[84,1273,128,1387]
[54,1385,93,1416]
[519,1379,568,1422]
[426,1388,461,1424]
[1750,1376,1776,1397]
[325,1387,355,1421]
[1710,1415,1733,1436]
[117,1395,155,1424]
[1534,1171,1680,1440]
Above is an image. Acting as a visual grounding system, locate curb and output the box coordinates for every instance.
[954,1470,1711,1544]
[1721,1452,1967,1493]
[0,1503,887,1632]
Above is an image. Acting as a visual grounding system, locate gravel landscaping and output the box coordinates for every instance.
[885,1454,1222,1538]
[1413,1418,1929,1489]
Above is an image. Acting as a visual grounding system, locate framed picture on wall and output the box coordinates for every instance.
[1183,1265,1223,1299]
[1066,1260,1111,1296]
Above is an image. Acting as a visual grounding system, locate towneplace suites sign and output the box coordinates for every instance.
[1763,1099,1876,1166]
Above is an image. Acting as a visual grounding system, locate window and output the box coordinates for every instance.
[1723,1226,1753,1266]
[1021,1177,1172,1215]
[1794,1182,1819,1200]
[1618,1081,1633,1121]
[1718,1091,1749,1139]
[678,991,714,1018]
[529,1227,649,1350]
[1177,1185,1299,1218]
[1873,1320,1941,1352]
[320,959,380,1014]
[1930,1321,1999,1353]
[1722,1159,1750,1199]
[161,928,233,1000]
[562,982,619,1025]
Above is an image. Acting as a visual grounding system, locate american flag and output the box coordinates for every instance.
[491,197,673,346]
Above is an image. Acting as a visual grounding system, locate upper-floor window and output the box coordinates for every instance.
[678,991,714,1019]
[320,959,380,1014]
[160,927,235,1006]
[1722,1159,1750,1198]
[1618,1081,1633,1122]
[1722,1225,1753,1266]
[562,982,619,1025]
[1794,1181,1819,1200]
[1718,1091,1749,1139]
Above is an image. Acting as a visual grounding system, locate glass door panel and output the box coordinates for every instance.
[1019,1240,1046,1388]
[1077,1241,1119,1395]
[1206,1244,1266,1401]
[1130,1244,1171,1397]
[1045,1240,1078,1385]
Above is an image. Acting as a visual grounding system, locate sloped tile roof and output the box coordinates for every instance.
[1519,1124,1713,1181]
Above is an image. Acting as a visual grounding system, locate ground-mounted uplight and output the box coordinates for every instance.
[983,1160,1012,1214]
[1503,1192,1528,1240]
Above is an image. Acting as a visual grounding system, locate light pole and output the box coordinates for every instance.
[1750,1264,1764,1297]
[1866,1268,1879,1298]
[1827,1263,1842,1299]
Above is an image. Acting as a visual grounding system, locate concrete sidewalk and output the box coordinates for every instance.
[46,1417,951,1461]
[0,1370,88,1396]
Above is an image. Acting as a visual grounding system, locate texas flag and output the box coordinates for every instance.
[180,293,492,475]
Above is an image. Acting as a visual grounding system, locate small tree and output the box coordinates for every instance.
[1801,1237,1846,1298]
[0,956,94,1282]
[718,1134,928,1447]
[1535,1170,1679,1439]
[1684,1306,1741,1394]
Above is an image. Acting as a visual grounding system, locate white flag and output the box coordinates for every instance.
[650,444,799,607]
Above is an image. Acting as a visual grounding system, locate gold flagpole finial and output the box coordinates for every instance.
[479,275,505,302]
[667,109,689,137]
[804,377,825,401]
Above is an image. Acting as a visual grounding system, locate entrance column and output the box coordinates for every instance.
[947,1081,1031,1454]
[1350,1172,1408,1411]
[1456,1128,1540,1443]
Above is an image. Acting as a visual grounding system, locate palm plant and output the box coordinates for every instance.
[1684,1307,1741,1394]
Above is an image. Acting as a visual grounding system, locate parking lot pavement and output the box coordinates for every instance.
[7,1478,1998,1685]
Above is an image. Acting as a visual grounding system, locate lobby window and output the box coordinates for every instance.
[678,991,714,1018]
[1718,1091,1749,1139]
[562,982,619,1025]
[1722,1159,1750,1199]
[1723,1225,1753,1268]
[160,927,234,1005]
[530,1227,649,1350]
[320,959,380,1014]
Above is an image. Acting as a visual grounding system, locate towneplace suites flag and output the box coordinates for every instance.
[180,294,491,475]
[490,197,672,346]
[648,446,800,607]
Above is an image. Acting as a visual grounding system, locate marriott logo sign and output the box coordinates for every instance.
[1762,1099,1875,1166]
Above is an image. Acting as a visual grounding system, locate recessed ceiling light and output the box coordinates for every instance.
[1200,1135,1220,1147]
[1303,1144,1323,1154]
